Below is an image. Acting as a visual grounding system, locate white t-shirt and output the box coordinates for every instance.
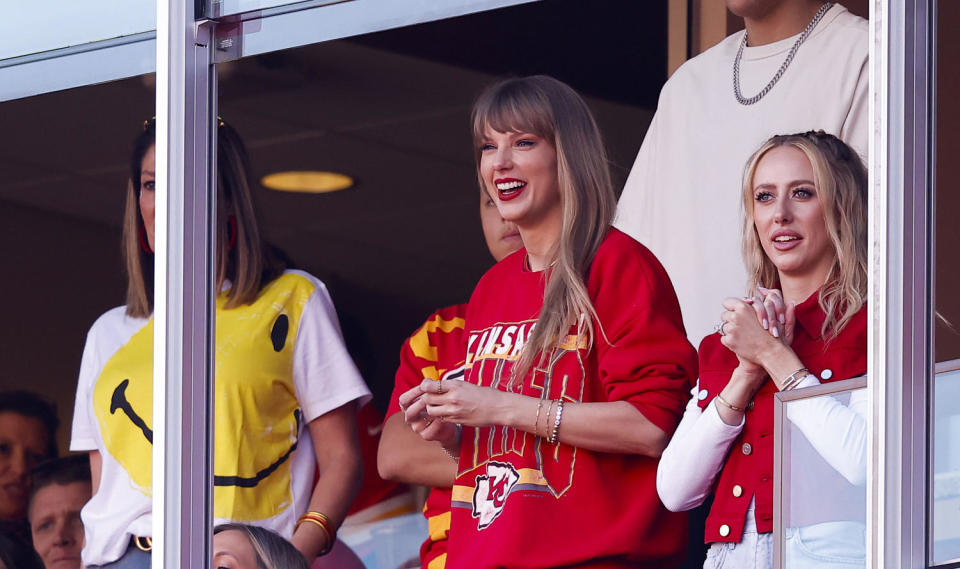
[71,270,371,566]
[614,4,867,342]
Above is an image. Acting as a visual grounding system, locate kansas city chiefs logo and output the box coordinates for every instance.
[472,461,520,530]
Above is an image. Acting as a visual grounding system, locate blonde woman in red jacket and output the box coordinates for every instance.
[658,131,868,569]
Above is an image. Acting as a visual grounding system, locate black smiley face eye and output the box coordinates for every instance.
[271,314,289,352]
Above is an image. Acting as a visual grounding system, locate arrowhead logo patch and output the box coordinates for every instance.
[471,461,520,530]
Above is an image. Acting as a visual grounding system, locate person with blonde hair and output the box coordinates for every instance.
[616,1,867,344]
[213,523,310,569]
[657,131,868,569]
[71,119,369,568]
[400,75,697,568]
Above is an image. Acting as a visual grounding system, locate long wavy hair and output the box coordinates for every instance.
[122,120,284,317]
[471,76,616,384]
[741,131,867,338]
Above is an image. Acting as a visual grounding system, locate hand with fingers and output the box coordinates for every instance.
[398,382,459,448]
[718,296,783,371]
[417,378,513,429]
[754,286,796,344]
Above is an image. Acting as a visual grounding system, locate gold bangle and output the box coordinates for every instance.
[781,367,811,391]
[534,399,544,437]
[296,516,331,539]
[715,393,747,413]
[296,511,334,555]
[543,400,556,439]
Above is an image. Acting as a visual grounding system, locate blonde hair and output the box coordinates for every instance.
[213,523,309,569]
[122,120,283,317]
[741,131,867,338]
[471,76,616,384]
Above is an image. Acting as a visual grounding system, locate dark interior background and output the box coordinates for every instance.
[0,0,663,444]
[0,1,893,565]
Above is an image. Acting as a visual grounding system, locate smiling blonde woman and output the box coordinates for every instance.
[399,75,698,569]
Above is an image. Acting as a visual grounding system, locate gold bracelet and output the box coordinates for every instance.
[534,399,544,437]
[543,399,556,439]
[296,511,334,555]
[296,517,331,544]
[715,393,747,413]
[781,367,811,391]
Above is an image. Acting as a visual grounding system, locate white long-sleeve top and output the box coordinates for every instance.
[657,377,867,520]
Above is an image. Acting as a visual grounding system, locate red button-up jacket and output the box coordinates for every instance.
[695,291,866,543]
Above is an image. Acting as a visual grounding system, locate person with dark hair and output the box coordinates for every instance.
[0,532,43,569]
[71,119,369,568]
[0,390,59,545]
[657,132,868,569]
[214,523,310,569]
[401,76,697,568]
[28,455,91,569]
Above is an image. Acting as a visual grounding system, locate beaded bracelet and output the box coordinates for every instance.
[548,399,564,444]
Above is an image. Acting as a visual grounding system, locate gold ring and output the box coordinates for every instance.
[133,536,152,552]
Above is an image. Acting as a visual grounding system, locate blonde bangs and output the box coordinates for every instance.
[471,76,615,387]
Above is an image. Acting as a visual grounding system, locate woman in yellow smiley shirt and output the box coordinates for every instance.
[70,119,369,569]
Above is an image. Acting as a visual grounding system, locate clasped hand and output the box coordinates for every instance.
[398,379,510,446]
[719,286,796,372]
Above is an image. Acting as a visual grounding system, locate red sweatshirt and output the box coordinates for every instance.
[448,229,697,569]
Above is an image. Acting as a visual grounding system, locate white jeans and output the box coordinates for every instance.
[703,503,865,569]
[784,521,866,568]
[703,502,772,569]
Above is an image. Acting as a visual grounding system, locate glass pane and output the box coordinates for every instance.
[781,386,867,568]
[935,0,960,365]
[0,0,154,62]
[933,364,960,563]
[0,74,154,566]
[210,1,666,566]
[933,0,960,564]
[208,0,337,18]
[212,0,538,61]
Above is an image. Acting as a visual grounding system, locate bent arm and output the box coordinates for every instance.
[495,395,670,456]
[417,380,671,457]
[291,402,363,562]
[377,412,456,487]
[657,385,743,511]
[545,400,668,456]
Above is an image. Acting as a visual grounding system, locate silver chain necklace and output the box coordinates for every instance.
[733,2,833,105]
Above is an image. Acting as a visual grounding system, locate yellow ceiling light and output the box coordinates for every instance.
[261,171,354,193]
